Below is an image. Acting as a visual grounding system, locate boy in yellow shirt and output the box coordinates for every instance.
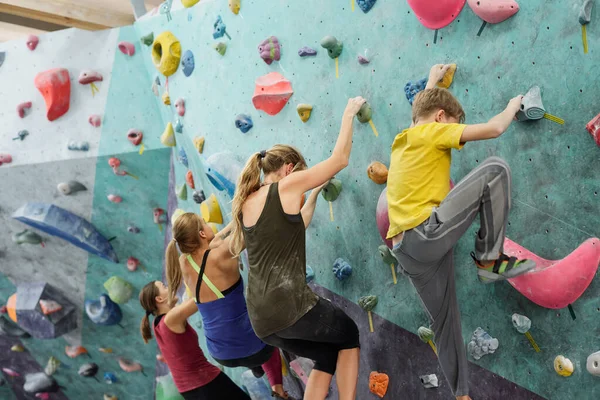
[387,64,535,400]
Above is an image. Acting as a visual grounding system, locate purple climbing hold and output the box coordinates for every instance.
[258,36,281,65]
[358,55,370,65]
[298,46,317,57]
[405,78,428,105]
[357,0,377,13]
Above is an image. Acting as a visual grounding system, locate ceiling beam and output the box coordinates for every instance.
[0,21,47,42]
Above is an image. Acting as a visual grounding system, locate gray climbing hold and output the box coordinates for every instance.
[579,0,594,25]
[23,372,59,393]
[127,225,140,233]
[467,327,499,360]
[193,190,206,204]
[419,374,439,389]
[587,350,600,377]
[14,130,29,141]
[67,141,90,151]
[57,180,87,196]
[511,313,531,334]
[78,362,99,378]
[298,46,317,57]
[516,86,545,121]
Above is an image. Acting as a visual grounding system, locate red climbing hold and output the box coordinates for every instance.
[0,154,13,166]
[186,170,195,189]
[252,72,293,116]
[505,238,600,309]
[407,0,466,30]
[89,115,101,127]
[118,41,135,56]
[78,70,103,84]
[127,129,143,145]
[34,68,71,122]
[586,112,600,147]
[17,101,32,118]
[467,0,519,24]
[26,35,39,51]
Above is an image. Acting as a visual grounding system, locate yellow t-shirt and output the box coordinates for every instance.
[386,122,466,239]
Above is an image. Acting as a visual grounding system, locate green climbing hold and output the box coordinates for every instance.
[213,42,227,56]
[357,102,372,123]
[320,36,343,59]
[141,33,154,47]
[103,276,133,304]
[378,245,396,265]
[358,295,378,311]
[176,184,187,200]
[418,326,435,342]
[321,178,342,202]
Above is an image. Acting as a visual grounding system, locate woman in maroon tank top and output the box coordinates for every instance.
[139,280,250,400]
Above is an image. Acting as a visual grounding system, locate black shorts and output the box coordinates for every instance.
[214,344,274,368]
[181,372,249,400]
[261,297,360,375]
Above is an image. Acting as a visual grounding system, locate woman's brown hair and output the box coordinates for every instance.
[139,281,160,344]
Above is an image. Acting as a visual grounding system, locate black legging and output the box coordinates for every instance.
[181,372,249,400]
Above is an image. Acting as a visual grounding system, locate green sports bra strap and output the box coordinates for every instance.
[187,253,225,300]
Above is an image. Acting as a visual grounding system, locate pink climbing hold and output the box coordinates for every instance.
[34,68,71,122]
[0,154,13,166]
[118,41,135,56]
[78,70,103,84]
[127,129,143,146]
[108,157,126,176]
[407,0,466,29]
[467,0,519,24]
[251,72,294,116]
[153,208,165,224]
[175,98,185,116]
[586,112,600,147]
[505,238,600,309]
[89,115,101,127]
[107,194,122,203]
[17,101,32,118]
[26,35,39,51]
[127,257,140,272]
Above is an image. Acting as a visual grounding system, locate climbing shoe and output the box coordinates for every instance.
[471,252,536,284]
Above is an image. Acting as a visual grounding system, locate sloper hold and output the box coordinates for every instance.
[152,32,181,76]
[357,0,377,13]
[320,36,343,59]
[118,41,135,56]
[297,104,313,122]
[367,161,388,184]
[580,0,594,25]
[356,102,372,123]
[369,372,389,398]
[322,178,342,201]
[252,72,293,115]
[407,0,466,29]
[104,276,133,304]
[258,36,281,65]
[34,68,71,122]
[437,64,457,89]
[467,0,519,24]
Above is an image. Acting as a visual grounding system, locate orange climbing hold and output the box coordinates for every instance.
[186,171,195,189]
[7,294,17,323]
[34,68,71,122]
[65,345,89,358]
[369,371,389,398]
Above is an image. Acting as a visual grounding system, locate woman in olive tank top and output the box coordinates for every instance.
[229,97,367,400]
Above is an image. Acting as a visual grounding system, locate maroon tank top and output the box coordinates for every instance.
[154,315,220,393]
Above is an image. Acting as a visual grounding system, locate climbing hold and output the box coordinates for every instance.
[126,129,143,147]
[418,326,435,343]
[118,41,135,56]
[252,72,293,115]
[258,36,281,65]
[407,0,466,29]
[322,178,343,202]
[182,0,200,7]
[306,265,315,283]
[378,244,398,283]
[26,35,39,51]
[178,147,188,167]
[320,36,343,59]
[357,0,377,13]
[176,184,188,200]
[235,114,254,133]
[467,327,499,360]
[200,194,223,224]
[127,225,140,233]
[175,98,186,116]
[205,152,244,197]
[213,42,227,56]
[13,130,28,141]
[367,161,388,184]
[162,91,171,105]
[229,0,241,14]
[141,32,154,46]
[181,50,195,77]
[516,86,562,123]
[586,112,600,147]
[0,52,4,68]
[420,374,439,389]
[213,15,231,40]
[298,46,317,57]
[505,238,600,309]
[45,356,60,376]
[17,101,32,118]
[99,347,113,353]
[152,80,159,96]
[333,258,352,280]
[11,229,43,246]
[79,363,99,378]
[67,140,89,151]
[2,367,19,377]
[153,208,165,225]
[78,70,103,84]
[193,190,206,204]
[65,345,88,358]
[39,300,62,315]
[88,114,101,127]
[358,55,370,65]
[10,344,24,352]
[85,294,122,326]
[152,32,181,76]
[175,119,184,133]
[104,394,117,400]
[359,295,378,332]
[405,78,428,105]
[297,104,313,122]
[587,351,600,377]
[118,358,144,374]
[511,313,531,334]
[186,170,195,189]
[107,194,122,203]
[0,153,13,166]
[437,63,457,89]
[194,136,205,153]
[356,102,373,123]
[161,122,176,147]
[369,371,389,398]
[104,372,118,384]
[580,0,594,24]
[554,355,574,377]
[34,68,71,122]
[127,257,140,272]
[104,276,133,304]
[467,0,519,24]
[23,373,58,393]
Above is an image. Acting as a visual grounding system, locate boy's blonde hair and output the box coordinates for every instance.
[412,88,465,124]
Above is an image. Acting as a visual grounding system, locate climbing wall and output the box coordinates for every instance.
[132,0,600,398]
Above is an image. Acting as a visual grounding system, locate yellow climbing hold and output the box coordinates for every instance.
[11,344,24,352]
[554,355,574,377]
[437,64,457,89]
[297,104,313,123]
[161,123,176,147]
[181,0,200,8]
[229,0,241,14]
[193,136,205,153]
[162,92,171,105]
[200,194,223,224]
[152,32,181,77]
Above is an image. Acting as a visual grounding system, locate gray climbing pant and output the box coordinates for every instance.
[391,157,512,397]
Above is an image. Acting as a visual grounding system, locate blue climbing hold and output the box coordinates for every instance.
[204,152,243,198]
[181,50,195,77]
[357,0,377,13]
[235,114,253,133]
[306,265,315,283]
[104,372,118,384]
[178,147,188,167]
[175,119,183,133]
[333,258,352,281]
[213,15,230,40]
[85,294,123,326]
[405,78,428,105]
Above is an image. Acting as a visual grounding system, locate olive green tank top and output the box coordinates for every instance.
[243,182,318,338]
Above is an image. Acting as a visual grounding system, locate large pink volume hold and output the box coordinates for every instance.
[34,68,71,122]
[505,238,600,309]
[467,0,519,24]
[407,0,467,30]
[252,72,293,116]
